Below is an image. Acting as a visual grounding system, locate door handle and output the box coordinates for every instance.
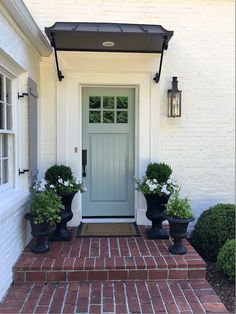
[82,149,87,177]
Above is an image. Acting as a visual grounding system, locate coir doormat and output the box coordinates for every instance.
[76,222,141,238]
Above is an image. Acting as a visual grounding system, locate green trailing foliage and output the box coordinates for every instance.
[190,203,235,261]
[166,190,193,219]
[217,239,235,281]
[145,162,172,184]
[29,190,63,224]
[45,165,73,186]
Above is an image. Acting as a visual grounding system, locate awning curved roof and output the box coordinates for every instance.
[45,22,174,82]
[45,22,173,53]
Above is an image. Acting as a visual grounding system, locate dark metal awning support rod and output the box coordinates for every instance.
[153,36,168,83]
[51,33,64,81]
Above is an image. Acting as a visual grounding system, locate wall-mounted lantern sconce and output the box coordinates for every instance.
[168,77,182,117]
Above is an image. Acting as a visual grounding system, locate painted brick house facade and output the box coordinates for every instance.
[0,0,234,301]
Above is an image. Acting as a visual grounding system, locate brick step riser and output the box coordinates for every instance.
[14,268,206,282]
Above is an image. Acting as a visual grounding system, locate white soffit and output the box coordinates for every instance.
[1,0,52,57]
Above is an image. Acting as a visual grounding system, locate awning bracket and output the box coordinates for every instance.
[153,37,168,83]
[51,32,64,81]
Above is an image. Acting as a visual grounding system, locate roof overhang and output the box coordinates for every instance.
[1,0,52,57]
[45,22,174,82]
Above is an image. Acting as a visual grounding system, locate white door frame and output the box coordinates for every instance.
[57,71,154,226]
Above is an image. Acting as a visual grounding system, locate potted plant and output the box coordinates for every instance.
[45,165,86,241]
[135,162,177,239]
[24,187,63,253]
[164,190,194,254]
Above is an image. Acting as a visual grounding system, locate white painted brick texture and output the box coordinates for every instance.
[24,0,234,220]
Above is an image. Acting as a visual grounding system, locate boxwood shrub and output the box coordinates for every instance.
[217,239,235,281]
[190,203,235,261]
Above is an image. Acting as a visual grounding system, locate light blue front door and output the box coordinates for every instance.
[82,87,135,217]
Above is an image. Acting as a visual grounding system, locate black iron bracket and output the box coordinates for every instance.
[18,169,29,175]
[51,32,64,81]
[153,37,168,83]
[18,92,28,99]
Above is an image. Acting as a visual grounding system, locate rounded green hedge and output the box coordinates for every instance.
[217,239,235,281]
[190,203,235,261]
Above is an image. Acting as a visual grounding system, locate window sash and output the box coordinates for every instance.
[0,70,14,190]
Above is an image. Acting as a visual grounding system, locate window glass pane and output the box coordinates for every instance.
[2,159,9,184]
[6,105,12,130]
[103,96,114,109]
[2,135,8,158]
[89,96,101,109]
[0,102,5,129]
[0,74,3,101]
[89,111,101,123]
[6,78,11,105]
[103,111,114,123]
[117,96,128,109]
[117,111,128,123]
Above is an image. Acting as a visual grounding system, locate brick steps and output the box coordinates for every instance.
[0,280,228,314]
[13,226,206,282]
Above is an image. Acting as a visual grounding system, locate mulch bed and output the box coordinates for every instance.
[206,261,235,313]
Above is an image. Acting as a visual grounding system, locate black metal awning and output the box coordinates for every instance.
[45,22,174,82]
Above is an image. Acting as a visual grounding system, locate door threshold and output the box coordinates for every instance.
[81,218,136,223]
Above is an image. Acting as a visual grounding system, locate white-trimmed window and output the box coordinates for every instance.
[0,71,14,190]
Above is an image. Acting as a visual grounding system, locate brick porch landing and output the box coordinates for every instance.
[0,226,228,313]
[14,226,206,282]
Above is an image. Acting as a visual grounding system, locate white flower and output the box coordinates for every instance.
[152,184,157,189]
[49,184,55,188]
[146,180,150,184]
[83,188,87,192]
[161,185,168,194]
[58,178,63,183]
[167,179,172,184]
[70,184,73,187]
[153,179,157,183]
[64,181,69,186]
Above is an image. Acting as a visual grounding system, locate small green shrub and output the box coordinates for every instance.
[166,191,193,219]
[217,239,235,281]
[45,165,73,185]
[29,190,63,224]
[191,203,235,261]
[145,162,172,184]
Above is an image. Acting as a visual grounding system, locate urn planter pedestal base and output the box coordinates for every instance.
[146,225,169,239]
[49,192,76,242]
[166,216,194,255]
[144,194,170,240]
[24,213,50,254]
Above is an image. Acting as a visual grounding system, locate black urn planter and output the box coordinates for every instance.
[24,213,50,254]
[166,216,194,254]
[144,194,170,239]
[49,191,76,241]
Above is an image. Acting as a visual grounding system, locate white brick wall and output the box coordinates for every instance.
[0,3,41,301]
[27,0,235,223]
[0,193,31,301]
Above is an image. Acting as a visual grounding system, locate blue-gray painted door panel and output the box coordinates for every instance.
[82,87,135,217]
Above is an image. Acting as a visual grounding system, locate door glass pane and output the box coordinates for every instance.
[117,96,128,109]
[103,96,114,109]
[0,74,3,101]
[6,78,11,105]
[89,111,101,123]
[0,102,5,129]
[103,111,114,123]
[117,111,128,123]
[6,105,12,130]
[2,159,9,184]
[89,96,101,109]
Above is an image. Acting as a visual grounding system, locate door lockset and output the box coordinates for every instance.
[82,150,87,177]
